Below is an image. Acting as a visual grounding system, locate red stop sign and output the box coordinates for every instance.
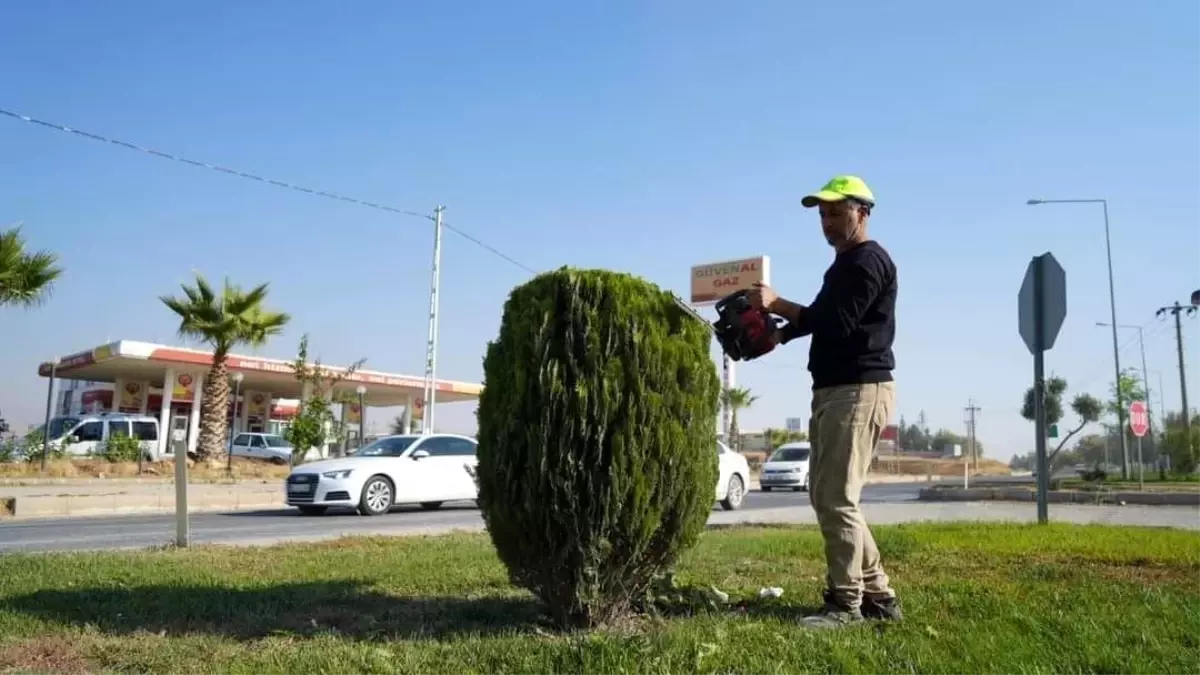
[1128,400,1149,438]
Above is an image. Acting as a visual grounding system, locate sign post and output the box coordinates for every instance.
[1128,400,1149,490]
[689,256,770,439]
[1018,252,1067,524]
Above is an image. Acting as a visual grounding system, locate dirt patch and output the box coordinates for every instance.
[0,458,291,483]
[872,455,1012,477]
[0,637,95,674]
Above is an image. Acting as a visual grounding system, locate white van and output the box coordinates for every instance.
[760,441,811,492]
[34,412,163,461]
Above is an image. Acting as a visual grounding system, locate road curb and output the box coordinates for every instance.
[918,487,1200,506]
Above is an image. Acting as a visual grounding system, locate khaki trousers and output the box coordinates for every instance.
[808,381,896,608]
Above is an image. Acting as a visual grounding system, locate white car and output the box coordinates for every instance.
[759,442,811,492]
[285,433,478,516]
[229,432,293,464]
[716,440,751,510]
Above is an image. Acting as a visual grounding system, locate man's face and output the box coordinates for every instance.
[818,200,867,248]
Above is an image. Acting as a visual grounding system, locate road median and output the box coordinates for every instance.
[919,485,1200,506]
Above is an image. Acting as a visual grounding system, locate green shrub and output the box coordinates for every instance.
[476,267,720,629]
[97,434,142,463]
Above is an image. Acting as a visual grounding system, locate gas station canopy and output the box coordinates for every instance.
[36,340,483,407]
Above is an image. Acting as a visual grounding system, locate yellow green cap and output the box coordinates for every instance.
[801,175,875,208]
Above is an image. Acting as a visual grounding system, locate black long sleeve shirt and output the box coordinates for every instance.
[779,240,897,390]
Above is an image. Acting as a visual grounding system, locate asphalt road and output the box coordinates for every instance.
[0,482,924,553]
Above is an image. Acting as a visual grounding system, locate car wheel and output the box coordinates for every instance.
[419,501,444,511]
[358,475,394,516]
[270,456,287,465]
[298,506,327,516]
[762,485,772,492]
[721,474,745,511]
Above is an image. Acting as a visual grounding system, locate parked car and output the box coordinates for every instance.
[229,432,293,464]
[760,441,811,492]
[716,440,751,510]
[285,433,478,516]
[25,413,162,461]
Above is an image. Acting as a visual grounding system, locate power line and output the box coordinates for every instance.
[0,106,537,274]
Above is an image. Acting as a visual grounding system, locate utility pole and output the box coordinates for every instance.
[964,399,981,471]
[422,205,445,434]
[1156,299,1197,450]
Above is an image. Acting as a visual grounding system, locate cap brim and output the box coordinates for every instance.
[801,190,850,208]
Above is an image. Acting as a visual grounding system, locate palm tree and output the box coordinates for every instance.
[0,225,64,308]
[160,275,290,460]
[721,386,758,451]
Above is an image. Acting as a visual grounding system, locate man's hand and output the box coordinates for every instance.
[750,282,807,325]
[748,282,779,312]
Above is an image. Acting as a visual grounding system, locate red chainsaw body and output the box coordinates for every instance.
[713,290,778,361]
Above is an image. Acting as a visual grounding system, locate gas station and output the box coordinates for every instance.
[36,339,484,458]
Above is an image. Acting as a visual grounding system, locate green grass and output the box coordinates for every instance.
[0,524,1197,674]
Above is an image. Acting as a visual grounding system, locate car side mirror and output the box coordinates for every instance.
[410,449,430,460]
[66,435,79,445]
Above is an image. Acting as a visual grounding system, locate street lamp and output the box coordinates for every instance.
[356,385,367,450]
[1098,321,1154,474]
[227,372,244,472]
[1027,197,1130,479]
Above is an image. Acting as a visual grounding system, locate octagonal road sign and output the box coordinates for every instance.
[1128,400,1149,438]
[1018,252,1067,354]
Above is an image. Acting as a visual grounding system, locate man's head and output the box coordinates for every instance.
[801,175,875,251]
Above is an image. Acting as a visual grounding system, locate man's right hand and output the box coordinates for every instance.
[748,282,778,312]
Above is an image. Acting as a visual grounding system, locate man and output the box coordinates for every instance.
[749,174,901,628]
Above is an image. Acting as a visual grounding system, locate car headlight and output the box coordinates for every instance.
[322,469,353,479]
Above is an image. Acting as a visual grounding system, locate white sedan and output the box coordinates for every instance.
[286,433,750,516]
[286,433,478,516]
[716,440,751,510]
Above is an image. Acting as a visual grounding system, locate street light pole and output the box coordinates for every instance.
[1027,198,1129,479]
[1098,322,1153,468]
[356,385,367,450]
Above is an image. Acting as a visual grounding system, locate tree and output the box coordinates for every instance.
[930,428,977,457]
[475,267,720,629]
[764,427,806,450]
[1019,375,1103,464]
[0,225,63,308]
[1073,434,1110,468]
[1160,410,1200,474]
[283,334,365,463]
[1107,368,1147,419]
[160,275,290,460]
[898,421,930,453]
[721,386,758,451]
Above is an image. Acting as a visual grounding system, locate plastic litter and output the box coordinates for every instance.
[758,587,784,599]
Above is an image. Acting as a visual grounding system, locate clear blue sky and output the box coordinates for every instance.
[2,0,1197,461]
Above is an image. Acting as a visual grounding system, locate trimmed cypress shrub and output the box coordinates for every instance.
[476,267,720,629]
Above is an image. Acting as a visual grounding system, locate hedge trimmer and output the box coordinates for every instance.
[671,290,780,362]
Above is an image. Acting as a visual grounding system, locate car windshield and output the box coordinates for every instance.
[262,435,290,447]
[353,436,419,457]
[30,416,80,442]
[769,446,810,462]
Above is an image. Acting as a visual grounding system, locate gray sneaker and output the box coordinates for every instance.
[800,599,864,629]
[862,594,903,621]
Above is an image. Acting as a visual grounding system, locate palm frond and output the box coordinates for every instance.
[160,272,291,353]
[0,227,64,308]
